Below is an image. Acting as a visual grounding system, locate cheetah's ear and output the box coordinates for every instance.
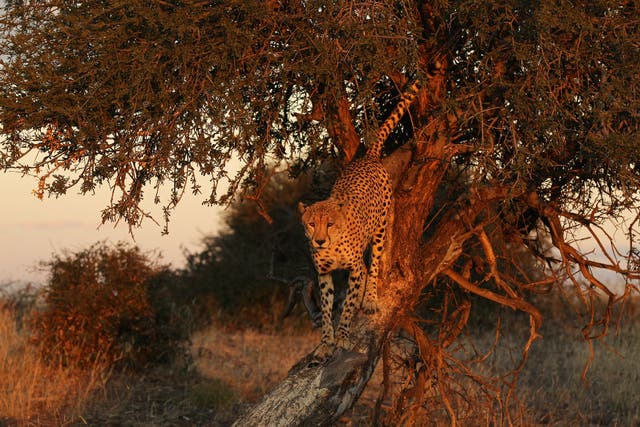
[298,202,307,215]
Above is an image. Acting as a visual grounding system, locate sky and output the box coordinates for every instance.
[0,0,225,287]
[1,166,634,293]
[0,170,225,287]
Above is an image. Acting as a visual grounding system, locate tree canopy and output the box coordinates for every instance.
[1,0,639,423]
[1,1,638,220]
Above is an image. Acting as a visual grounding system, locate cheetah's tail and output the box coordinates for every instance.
[366,79,422,160]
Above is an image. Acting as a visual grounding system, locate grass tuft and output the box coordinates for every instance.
[191,323,319,401]
[0,304,110,425]
[190,378,239,410]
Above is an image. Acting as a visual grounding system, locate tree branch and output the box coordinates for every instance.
[326,96,360,163]
[443,269,542,332]
[234,163,522,424]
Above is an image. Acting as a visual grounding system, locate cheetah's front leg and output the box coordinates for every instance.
[363,221,386,314]
[335,261,366,349]
[313,273,336,361]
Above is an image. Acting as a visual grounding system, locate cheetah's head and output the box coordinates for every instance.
[298,200,346,250]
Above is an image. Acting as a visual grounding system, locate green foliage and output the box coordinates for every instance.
[32,242,191,370]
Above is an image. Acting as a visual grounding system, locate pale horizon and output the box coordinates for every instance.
[0,170,633,292]
[0,170,225,287]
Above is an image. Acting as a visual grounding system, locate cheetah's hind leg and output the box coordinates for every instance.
[362,222,386,314]
[362,275,380,315]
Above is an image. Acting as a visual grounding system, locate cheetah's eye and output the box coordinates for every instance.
[308,222,315,227]
[327,222,334,227]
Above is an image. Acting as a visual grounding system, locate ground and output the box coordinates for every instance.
[2,295,640,426]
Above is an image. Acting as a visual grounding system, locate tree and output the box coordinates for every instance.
[178,169,314,328]
[1,0,639,423]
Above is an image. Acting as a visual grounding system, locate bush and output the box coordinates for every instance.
[32,242,191,370]
[178,170,316,329]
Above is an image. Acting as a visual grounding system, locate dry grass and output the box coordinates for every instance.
[455,301,640,426]
[514,313,640,425]
[192,323,320,401]
[0,304,111,426]
[0,295,318,426]
[70,322,319,426]
[3,293,640,426]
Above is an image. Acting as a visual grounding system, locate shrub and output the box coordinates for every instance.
[0,303,111,424]
[178,170,315,329]
[32,242,191,370]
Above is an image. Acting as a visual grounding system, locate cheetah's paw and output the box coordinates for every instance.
[310,342,335,365]
[335,335,351,350]
[362,296,380,315]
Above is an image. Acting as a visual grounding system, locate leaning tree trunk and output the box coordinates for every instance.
[233,126,500,425]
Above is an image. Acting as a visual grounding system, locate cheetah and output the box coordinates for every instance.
[299,81,421,360]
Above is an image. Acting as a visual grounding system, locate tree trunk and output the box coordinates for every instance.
[233,131,492,425]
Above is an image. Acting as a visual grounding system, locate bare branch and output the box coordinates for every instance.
[477,229,519,300]
[443,269,542,332]
[326,96,360,163]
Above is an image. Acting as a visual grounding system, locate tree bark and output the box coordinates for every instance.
[233,129,497,425]
[233,205,485,424]
[326,96,361,164]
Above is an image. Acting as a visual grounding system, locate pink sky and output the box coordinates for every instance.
[0,170,632,293]
[0,171,224,286]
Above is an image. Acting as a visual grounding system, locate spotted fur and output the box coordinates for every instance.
[299,80,421,360]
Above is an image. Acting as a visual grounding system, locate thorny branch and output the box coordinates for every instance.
[382,175,639,422]
[267,251,320,327]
